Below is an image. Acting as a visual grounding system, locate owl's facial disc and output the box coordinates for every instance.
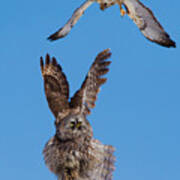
[70,118,82,130]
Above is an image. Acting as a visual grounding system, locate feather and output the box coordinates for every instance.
[87,139,115,180]
[40,54,70,118]
[70,49,112,115]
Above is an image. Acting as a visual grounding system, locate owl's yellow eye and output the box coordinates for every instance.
[76,121,82,129]
[70,119,82,130]
[70,121,76,129]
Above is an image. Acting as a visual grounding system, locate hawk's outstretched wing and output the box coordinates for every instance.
[119,0,176,47]
[40,54,70,118]
[70,49,111,115]
[48,0,93,41]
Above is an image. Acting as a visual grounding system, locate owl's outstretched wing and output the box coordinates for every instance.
[48,0,94,41]
[70,49,111,115]
[118,0,176,47]
[40,54,69,118]
[87,139,115,180]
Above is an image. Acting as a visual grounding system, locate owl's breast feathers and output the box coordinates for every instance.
[43,136,115,179]
[43,136,93,178]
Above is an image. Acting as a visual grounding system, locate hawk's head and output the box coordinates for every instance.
[99,0,115,10]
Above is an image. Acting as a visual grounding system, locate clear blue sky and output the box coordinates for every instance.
[0,0,180,179]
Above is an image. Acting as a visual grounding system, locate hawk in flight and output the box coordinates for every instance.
[40,49,115,180]
[48,0,176,48]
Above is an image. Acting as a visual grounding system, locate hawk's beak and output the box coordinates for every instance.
[100,4,106,10]
[100,3,109,10]
[100,2,115,11]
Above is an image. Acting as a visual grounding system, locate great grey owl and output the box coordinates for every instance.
[40,49,115,180]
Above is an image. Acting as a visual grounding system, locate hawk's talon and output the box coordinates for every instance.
[120,8,126,16]
[116,1,126,16]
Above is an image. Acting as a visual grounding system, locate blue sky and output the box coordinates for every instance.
[0,0,180,179]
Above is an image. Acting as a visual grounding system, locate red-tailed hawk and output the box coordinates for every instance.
[48,0,176,48]
[40,49,115,179]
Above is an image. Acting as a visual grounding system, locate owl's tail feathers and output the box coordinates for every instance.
[101,145,115,180]
[90,139,115,180]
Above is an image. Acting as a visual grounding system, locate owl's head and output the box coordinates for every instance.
[55,113,93,141]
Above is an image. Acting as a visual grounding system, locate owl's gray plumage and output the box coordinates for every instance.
[40,49,115,180]
[48,0,175,48]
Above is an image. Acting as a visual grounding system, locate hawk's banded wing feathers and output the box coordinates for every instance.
[119,0,175,47]
[40,54,70,118]
[70,49,111,115]
[48,0,93,41]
